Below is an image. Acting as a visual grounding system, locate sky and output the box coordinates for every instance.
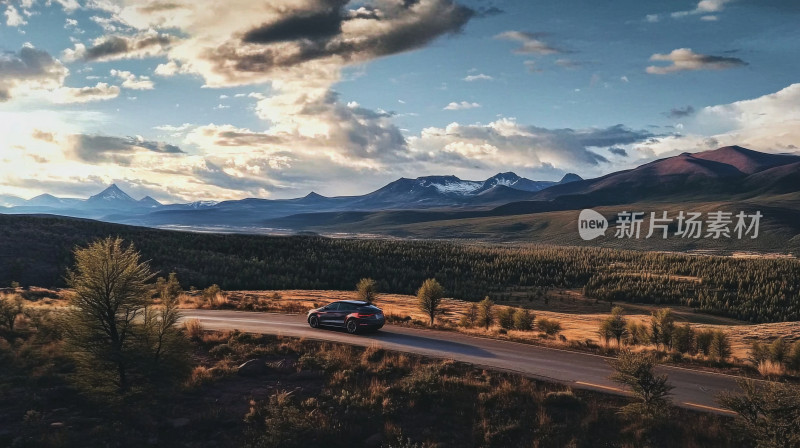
[0,0,799,203]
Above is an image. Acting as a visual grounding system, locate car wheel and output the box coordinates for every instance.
[346,319,358,334]
[309,315,320,328]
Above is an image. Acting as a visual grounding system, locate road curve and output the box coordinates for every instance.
[181,309,743,414]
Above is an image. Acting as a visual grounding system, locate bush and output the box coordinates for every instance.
[626,321,650,346]
[695,329,715,356]
[537,317,562,337]
[184,319,204,340]
[209,343,234,359]
[512,309,534,331]
[496,307,515,330]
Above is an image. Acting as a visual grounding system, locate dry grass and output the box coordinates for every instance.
[757,360,786,379]
[183,318,204,340]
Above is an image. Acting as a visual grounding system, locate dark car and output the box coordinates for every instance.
[307,300,385,334]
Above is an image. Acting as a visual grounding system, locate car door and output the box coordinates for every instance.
[318,303,340,325]
[336,303,357,326]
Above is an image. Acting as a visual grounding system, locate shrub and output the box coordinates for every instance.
[356,278,378,303]
[477,297,494,330]
[496,307,515,330]
[459,303,478,328]
[537,317,562,337]
[626,321,650,346]
[209,343,234,359]
[757,360,785,379]
[184,319,204,340]
[512,308,534,331]
[608,350,673,420]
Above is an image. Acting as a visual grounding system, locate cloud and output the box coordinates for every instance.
[463,73,492,81]
[443,101,481,110]
[52,82,121,103]
[668,105,696,118]
[5,5,26,26]
[62,30,176,62]
[646,48,747,74]
[110,69,154,89]
[494,31,565,55]
[609,147,628,157]
[154,59,192,76]
[68,134,184,164]
[0,44,69,101]
[241,1,346,45]
[637,83,800,158]
[671,0,733,18]
[409,119,653,173]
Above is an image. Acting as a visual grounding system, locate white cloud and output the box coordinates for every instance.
[463,73,493,82]
[52,82,121,103]
[5,5,26,26]
[110,69,154,89]
[646,48,747,74]
[443,101,481,110]
[638,83,800,158]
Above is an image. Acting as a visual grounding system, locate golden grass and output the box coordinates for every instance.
[757,360,786,379]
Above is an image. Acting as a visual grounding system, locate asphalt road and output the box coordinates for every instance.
[181,309,743,415]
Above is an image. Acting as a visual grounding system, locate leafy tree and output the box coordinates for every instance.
[709,330,731,362]
[671,322,695,355]
[416,278,444,326]
[608,350,674,420]
[718,379,800,448]
[695,329,715,356]
[476,296,494,330]
[63,237,189,394]
[64,237,154,393]
[599,306,629,347]
[650,308,675,351]
[356,278,378,303]
[0,293,23,338]
[512,308,534,331]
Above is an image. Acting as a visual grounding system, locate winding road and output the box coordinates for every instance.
[181,309,744,415]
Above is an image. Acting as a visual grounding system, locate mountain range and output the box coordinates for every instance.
[2,145,800,251]
[0,171,582,225]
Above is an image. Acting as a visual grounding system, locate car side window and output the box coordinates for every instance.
[326,303,340,311]
[342,303,358,311]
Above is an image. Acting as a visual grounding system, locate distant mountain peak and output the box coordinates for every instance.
[88,184,136,203]
[304,191,325,199]
[559,173,582,184]
[139,196,162,207]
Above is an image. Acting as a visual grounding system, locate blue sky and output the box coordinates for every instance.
[1,0,798,202]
